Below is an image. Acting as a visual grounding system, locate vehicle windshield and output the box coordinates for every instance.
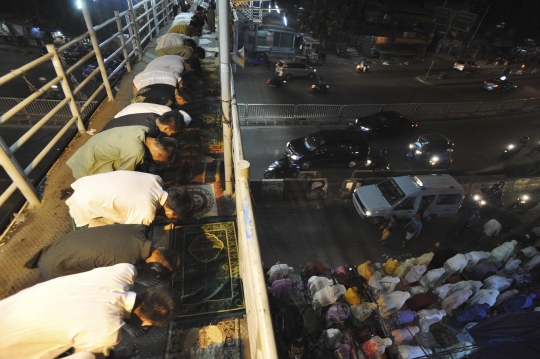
[376,179,406,205]
[304,133,323,151]
[417,136,429,146]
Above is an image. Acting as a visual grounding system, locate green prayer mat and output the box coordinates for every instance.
[173,222,244,317]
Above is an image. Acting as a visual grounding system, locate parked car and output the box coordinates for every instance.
[483,77,516,93]
[286,130,370,170]
[351,111,418,139]
[453,60,479,72]
[275,59,316,80]
[407,134,454,161]
[82,60,124,82]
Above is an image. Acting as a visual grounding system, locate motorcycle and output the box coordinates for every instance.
[363,150,389,170]
[310,82,329,93]
[264,156,300,179]
[267,78,286,88]
[499,136,529,160]
[473,181,506,208]
[355,63,369,73]
[506,195,538,214]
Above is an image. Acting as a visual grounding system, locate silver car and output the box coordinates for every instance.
[275,59,317,80]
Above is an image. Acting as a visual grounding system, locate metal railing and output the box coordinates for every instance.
[237,97,540,119]
[0,0,170,209]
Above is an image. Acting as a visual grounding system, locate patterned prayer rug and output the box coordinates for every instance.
[165,317,247,359]
[173,222,244,317]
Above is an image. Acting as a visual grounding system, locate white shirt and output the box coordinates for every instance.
[0,264,137,359]
[483,219,502,236]
[114,103,172,118]
[145,55,185,75]
[66,171,168,227]
[156,33,189,50]
[133,68,180,91]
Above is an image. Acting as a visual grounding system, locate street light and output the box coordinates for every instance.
[283,15,287,26]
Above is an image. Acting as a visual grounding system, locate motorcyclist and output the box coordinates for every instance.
[316,76,326,90]
[270,73,283,86]
[517,136,529,149]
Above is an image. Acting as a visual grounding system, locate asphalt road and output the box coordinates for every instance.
[241,112,540,180]
[233,56,540,105]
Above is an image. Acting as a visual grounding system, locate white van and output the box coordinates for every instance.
[352,174,464,225]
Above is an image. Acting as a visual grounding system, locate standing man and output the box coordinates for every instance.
[66,171,194,227]
[25,224,182,282]
[171,0,179,17]
[402,214,423,247]
[206,3,215,33]
[0,264,179,359]
[66,126,180,179]
[454,207,482,236]
[477,218,502,244]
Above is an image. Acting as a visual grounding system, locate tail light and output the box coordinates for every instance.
[494,84,499,88]
[483,81,487,84]
[267,79,270,83]
[454,62,457,66]
[521,64,526,69]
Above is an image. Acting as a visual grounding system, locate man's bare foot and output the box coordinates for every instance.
[112,343,140,359]
[135,272,160,286]
[123,323,149,337]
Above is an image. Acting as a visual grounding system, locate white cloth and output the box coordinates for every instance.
[350,302,377,322]
[312,285,346,311]
[524,255,540,271]
[66,171,168,227]
[417,309,446,333]
[114,103,172,118]
[267,264,294,284]
[376,291,411,319]
[404,264,427,283]
[453,280,483,295]
[145,55,186,75]
[520,246,539,258]
[307,276,333,297]
[433,283,456,300]
[0,264,137,359]
[133,68,180,91]
[501,258,521,274]
[466,289,499,307]
[419,267,445,288]
[483,219,502,236]
[179,110,192,126]
[156,33,188,50]
[391,326,419,345]
[442,289,473,315]
[465,251,491,271]
[490,240,518,263]
[444,253,468,273]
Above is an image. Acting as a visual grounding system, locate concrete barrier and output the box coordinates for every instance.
[340,179,365,199]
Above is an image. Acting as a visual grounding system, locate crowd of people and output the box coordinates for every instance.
[0,5,214,359]
[268,227,540,358]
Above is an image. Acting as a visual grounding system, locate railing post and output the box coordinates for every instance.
[338,104,344,119]
[218,0,233,196]
[0,136,40,207]
[413,103,419,115]
[80,0,114,101]
[144,0,154,41]
[127,0,143,61]
[150,0,160,35]
[47,45,85,133]
[114,11,132,73]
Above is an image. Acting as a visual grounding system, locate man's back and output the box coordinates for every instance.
[66,171,167,227]
[66,126,148,179]
[101,113,160,137]
[0,264,136,359]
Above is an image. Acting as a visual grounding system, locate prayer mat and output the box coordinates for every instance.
[165,316,247,359]
[176,127,223,152]
[173,222,244,317]
[186,184,218,220]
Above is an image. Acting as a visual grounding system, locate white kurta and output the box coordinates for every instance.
[133,68,181,91]
[114,103,172,118]
[0,264,137,359]
[66,171,168,227]
[145,55,185,75]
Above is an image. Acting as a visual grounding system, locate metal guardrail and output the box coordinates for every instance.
[238,97,540,119]
[0,0,171,209]
[0,98,98,118]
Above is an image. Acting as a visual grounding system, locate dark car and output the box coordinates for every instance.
[286,130,370,170]
[82,60,124,82]
[453,60,479,72]
[352,111,418,139]
[483,77,516,93]
[407,134,454,161]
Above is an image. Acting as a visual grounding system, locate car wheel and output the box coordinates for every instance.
[371,216,384,225]
[301,162,311,170]
[348,160,358,168]
[425,214,437,222]
[285,74,292,80]
[308,73,315,79]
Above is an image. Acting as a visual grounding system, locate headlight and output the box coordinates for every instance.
[415,150,422,155]
[409,144,414,149]
[360,126,370,131]
[480,200,486,205]
[365,159,372,166]
[523,195,529,200]
[365,211,372,216]
[290,155,302,160]
[474,195,480,201]
[508,144,514,149]
[431,156,439,163]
